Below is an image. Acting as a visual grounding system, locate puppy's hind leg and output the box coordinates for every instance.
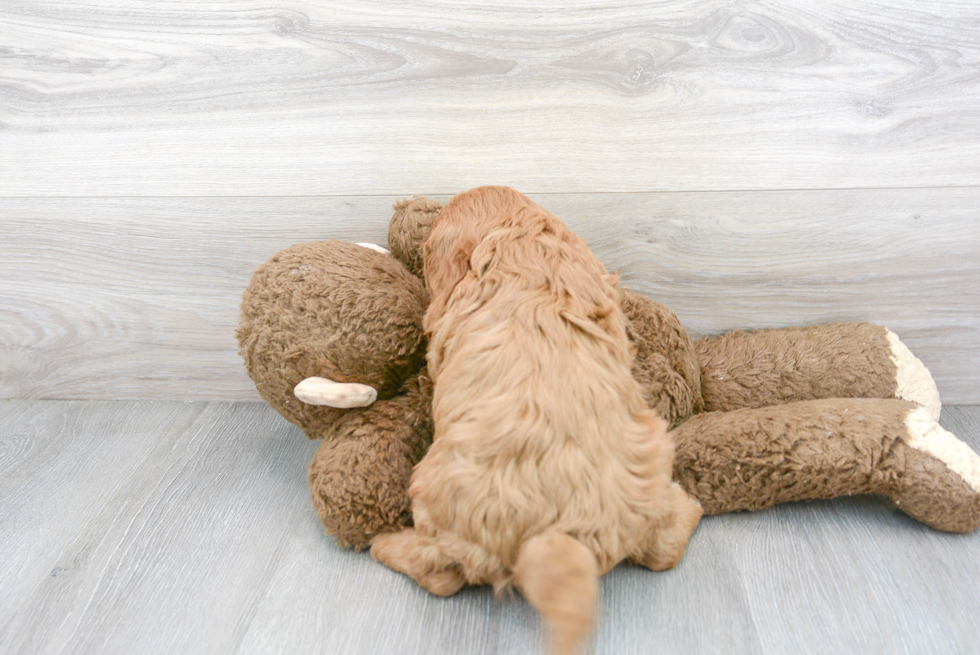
[631,483,703,572]
[371,529,466,596]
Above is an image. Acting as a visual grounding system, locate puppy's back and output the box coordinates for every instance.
[418,186,672,557]
[415,187,680,651]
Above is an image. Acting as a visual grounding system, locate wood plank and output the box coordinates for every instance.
[0,400,319,655]
[2,1,980,195]
[236,406,980,655]
[1,401,978,654]
[0,401,206,631]
[722,405,980,655]
[0,195,397,402]
[2,189,978,402]
[234,494,762,655]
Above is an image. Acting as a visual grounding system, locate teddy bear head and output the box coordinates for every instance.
[237,239,430,437]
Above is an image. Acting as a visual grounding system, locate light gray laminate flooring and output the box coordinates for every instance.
[1,400,978,655]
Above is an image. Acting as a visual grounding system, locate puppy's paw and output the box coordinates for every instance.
[370,529,416,568]
[633,484,703,572]
[371,529,465,597]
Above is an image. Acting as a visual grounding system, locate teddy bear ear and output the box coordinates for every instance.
[355,243,390,255]
[388,196,443,277]
[294,377,378,408]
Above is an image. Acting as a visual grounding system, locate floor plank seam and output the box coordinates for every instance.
[4,183,980,200]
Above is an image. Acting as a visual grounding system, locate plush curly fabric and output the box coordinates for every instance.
[388,196,442,278]
[620,289,703,427]
[309,370,433,549]
[672,398,980,533]
[237,240,428,437]
[694,323,898,412]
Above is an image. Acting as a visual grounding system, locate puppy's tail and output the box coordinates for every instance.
[514,532,599,655]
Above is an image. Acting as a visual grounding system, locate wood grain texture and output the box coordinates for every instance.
[1,400,978,654]
[3,188,978,402]
[2,0,980,195]
[0,400,320,655]
[0,400,206,631]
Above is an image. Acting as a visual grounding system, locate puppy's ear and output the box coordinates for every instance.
[423,210,476,332]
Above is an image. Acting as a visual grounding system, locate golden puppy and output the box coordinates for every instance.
[371,187,702,654]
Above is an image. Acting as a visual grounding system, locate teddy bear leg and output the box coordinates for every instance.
[672,398,980,532]
[693,323,941,418]
[371,528,465,597]
[630,482,703,571]
[891,407,980,531]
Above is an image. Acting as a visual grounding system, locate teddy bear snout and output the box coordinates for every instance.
[294,377,378,408]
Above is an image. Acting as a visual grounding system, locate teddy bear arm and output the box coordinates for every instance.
[671,398,980,532]
[631,352,701,428]
[693,322,941,418]
[620,288,704,424]
[308,370,434,549]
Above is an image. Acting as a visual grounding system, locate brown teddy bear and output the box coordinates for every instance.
[237,194,980,550]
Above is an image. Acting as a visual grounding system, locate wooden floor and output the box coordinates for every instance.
[1,400,978,655]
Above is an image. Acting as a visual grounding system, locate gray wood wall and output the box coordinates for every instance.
[2,1,979,403]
